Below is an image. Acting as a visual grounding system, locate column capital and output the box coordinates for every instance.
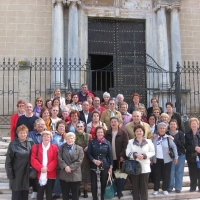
[52,0,66,4]
[154,4,169,12]
[66,0,81,6]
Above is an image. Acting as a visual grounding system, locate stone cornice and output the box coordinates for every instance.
[52,0,66,4]
[66,0,81,6]
[154,2,181,12]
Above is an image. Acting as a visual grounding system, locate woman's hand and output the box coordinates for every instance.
[41,167,48,173]
[108,167,112,174]
[119,157,124,162]
[153,134,158,139]
[174,159,178,165]
[195,146,200,153]
[168,135,174,140]
[93,160,102,166]
[84,147,88,152]
[65,166,72,173]
[136,153,144,160]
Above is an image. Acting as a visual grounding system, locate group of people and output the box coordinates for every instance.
[5,84,200,200]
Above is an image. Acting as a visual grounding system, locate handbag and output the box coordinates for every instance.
[121,160,142,175]
[167,137,175,159]
[104,172,117,199]
[29,144,38,179]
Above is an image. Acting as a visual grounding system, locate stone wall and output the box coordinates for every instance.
[0,0,52,61]
[180,0,200,62]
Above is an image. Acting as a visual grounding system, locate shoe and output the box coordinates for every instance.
[190,189,196,192]
[175,190,181,193]
[83,190,88,198]
[69,193,72,199]
[163,191,168,195]
[168,190,173,193]
[52,195,60,199]
[31,192,37,199]
[152,191,158,195]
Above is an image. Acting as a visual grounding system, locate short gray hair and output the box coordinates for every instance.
[116,94,124,100]
[103,92,110,98]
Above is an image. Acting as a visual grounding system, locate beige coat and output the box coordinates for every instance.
[100,109,122,129]
[125,121,152,140]
[58,144,84,182]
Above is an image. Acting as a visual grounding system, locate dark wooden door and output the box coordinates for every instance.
[88,18,146,104]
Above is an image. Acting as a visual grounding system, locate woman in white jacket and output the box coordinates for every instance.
[126,124,155,200]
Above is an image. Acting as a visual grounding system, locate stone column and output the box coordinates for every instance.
[155,4,170,109]
[67,0,81,89]
[170,4,182,72]
[18,59,31,102]
[52,0,65,88]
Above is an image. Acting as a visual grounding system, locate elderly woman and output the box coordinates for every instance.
[105,117,128,172]
[52,88,66,109]
[50,106,62,132]
[52,120,67,199]
[116,94,124,110]
[40,107,52,131]
[61,106,71,124]
[10,99,26,141]
[136,105,148,123]
[101,92,110,109]
[87,126,113,200]
[67,93,82,111]
[75,121,92,198]
[33,97,44,117]
[159,113,170,125]
[5,125,33,200]
[152,107,162,124]
[58,132,84,200]
[152,122,178,195]
[86,110,107,139]
[166,119,185,193]
[31,131,58,200]
[126,124,155,200]
[185,118,200,192]
[66,110,80,133]
[128,93,145,114]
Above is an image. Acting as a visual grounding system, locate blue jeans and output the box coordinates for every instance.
[169,154,186,191]
[53,177,61,196]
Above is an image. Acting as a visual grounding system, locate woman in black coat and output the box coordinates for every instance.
[185,117,200,192]
[87,126,113,200]
[5,125,34,200]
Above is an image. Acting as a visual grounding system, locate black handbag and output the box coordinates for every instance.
[121,160,142,175]
[29,144,38,179]
[167,137,175,159]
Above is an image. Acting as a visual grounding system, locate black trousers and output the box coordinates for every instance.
[60,180,80,200]
[29,178,38,192]
[12,190,29,200]
[131,173,149,200]
[188,161,200,191]
[91,169,109,200]
[37,178,55,200]
[153,159,172,191]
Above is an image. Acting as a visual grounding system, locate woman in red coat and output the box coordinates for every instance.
[10,100,26,141]
[31,130,58,200]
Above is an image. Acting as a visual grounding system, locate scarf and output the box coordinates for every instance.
[66,144,73,155]
[75,132,87,148]
[39,142,50,186]
[45,118,51,131]
[97,137,105,143]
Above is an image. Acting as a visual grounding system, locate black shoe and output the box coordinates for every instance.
[190,189,196,192]
[175,190,181,193]
[168,190,173,193]
[83,190,88,198]
[52,195,60,200]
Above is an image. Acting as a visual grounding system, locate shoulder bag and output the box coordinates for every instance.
[167,137,175,159]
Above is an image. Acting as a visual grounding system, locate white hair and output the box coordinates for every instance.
[116,94,124,100]
[132,110,142,116]
[103,92,110,98]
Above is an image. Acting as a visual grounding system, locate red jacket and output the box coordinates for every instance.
[89,106,106,116]
[31,143,58,179]
[10,113,19,141]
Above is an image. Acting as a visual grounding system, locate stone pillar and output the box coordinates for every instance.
[52,0,65,88]
[155,4,170,109]
[170,4,182,72]
[67,0,81,89]
[18,59,31,102]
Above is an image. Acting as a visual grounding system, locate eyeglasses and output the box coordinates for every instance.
[37,123,45,126]
[37,100,43,102]
[77,126,83,128]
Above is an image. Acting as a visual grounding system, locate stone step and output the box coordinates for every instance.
[0,149,7,156]
[0,156,6,164]
[0,164,5,172]
[0,188,200,200]
[1,137,11,143]
[0,172,7,180]
[0,141,9,148]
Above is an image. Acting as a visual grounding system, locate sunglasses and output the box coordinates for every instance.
[37,100,43,102]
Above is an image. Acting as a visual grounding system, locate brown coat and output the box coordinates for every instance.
[105,128,129,162]
[58,144,84,182]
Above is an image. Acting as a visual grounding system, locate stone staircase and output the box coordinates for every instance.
[1,137,200,200]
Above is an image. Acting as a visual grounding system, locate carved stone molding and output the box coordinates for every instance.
[52,0,66,4]
[123,0,151,10]
[66,0,81,6]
